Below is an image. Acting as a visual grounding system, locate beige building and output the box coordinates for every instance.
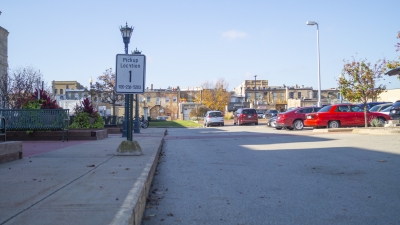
[231,80,340,111]
[377,88,400,102]
[137,85,203,120]
[52,81,205,120]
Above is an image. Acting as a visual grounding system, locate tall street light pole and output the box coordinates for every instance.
[339,74,343,103]
[120,22,133,138]
[306,21,321,107]
[240,84,243,107]
[254,75,257,108]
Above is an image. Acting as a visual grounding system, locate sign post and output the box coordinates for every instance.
[115,54,146,140]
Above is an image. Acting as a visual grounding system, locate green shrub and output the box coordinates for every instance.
[370,118,383,127]
[69,112,104,129]
[224,112,234,120]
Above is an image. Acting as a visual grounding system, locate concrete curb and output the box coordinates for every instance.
[110,130,166,225]
[312,127,400,135]
[352,127,400,135]
[312,128,353,133]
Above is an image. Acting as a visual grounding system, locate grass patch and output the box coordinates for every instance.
[149,120,203,128]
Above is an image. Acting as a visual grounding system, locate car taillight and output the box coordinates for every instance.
[208,116,212,118]
[280,114,286,118]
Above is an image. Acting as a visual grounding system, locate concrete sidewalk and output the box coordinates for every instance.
[0,128,166,225]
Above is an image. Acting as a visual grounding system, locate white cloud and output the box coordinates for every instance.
[221,30,248,40]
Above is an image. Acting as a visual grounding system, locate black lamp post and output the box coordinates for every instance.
[132,48,142,134]
[120,23,133,138]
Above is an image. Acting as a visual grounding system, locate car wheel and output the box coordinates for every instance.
[275,127,282,130]
[378,117,386,125]
[255,122,258,125]
[287,127,294,130]
[328,121,340,128]
[222,123,224,126]
[206,123,210,127]
[293,120,304,130]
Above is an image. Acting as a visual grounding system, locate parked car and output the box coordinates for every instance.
[267,116,278,128]
[263,109,279,119]
[358,102,392,110]
[304,104,392,128]
[233,108,258,125]
[256,110,265,118]
[380,106,392,115]
[203,111,224,127]
[275,106,322,130]
[389,100,400,120]
[369,103,393,112]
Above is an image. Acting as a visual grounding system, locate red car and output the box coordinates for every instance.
[233,108,258,125]
[275,106,322,130]
[304,104,392,128]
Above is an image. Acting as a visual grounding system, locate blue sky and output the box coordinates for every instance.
[2,0,399,92]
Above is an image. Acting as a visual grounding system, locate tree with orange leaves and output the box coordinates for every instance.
[200,78,230,112]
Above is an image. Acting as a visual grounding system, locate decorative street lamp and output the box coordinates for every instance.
[89,77,94,103]
[306,21,322,107]
[120,22,133,138]
[132,48,142,134]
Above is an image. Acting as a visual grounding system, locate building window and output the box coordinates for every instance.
[308,91,313,99]
[60,89,64,95]
[54,89,58,95]
[313,92,317,98]
[298,92,301,99]
[166,96,170,102]
[273,92,277,101]
[280,92,284,100]
[140,96,143,102]
[246,93,251,102]
[156,97,160,104]
[173,96,177,102]
[289,92,294,99]
[147,96,151,102]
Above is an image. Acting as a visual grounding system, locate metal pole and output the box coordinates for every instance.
[133,94,140,133]
[122,43,132,137]
[316,23,321,107]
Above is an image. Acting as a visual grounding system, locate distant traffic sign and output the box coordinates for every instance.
[115,54,146,93]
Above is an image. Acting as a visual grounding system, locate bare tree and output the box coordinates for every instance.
[0,66,47,109]
[93,68,124,116]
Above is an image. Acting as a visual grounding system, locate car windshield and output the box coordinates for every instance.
[270,110,278,113]
[382,107,391,112]
[256,110,264,114]
[317,105,332,112]
[369,105,381,112]
[209,112,222,117]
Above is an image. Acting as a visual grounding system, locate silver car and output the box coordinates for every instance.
[203,111,224,127]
